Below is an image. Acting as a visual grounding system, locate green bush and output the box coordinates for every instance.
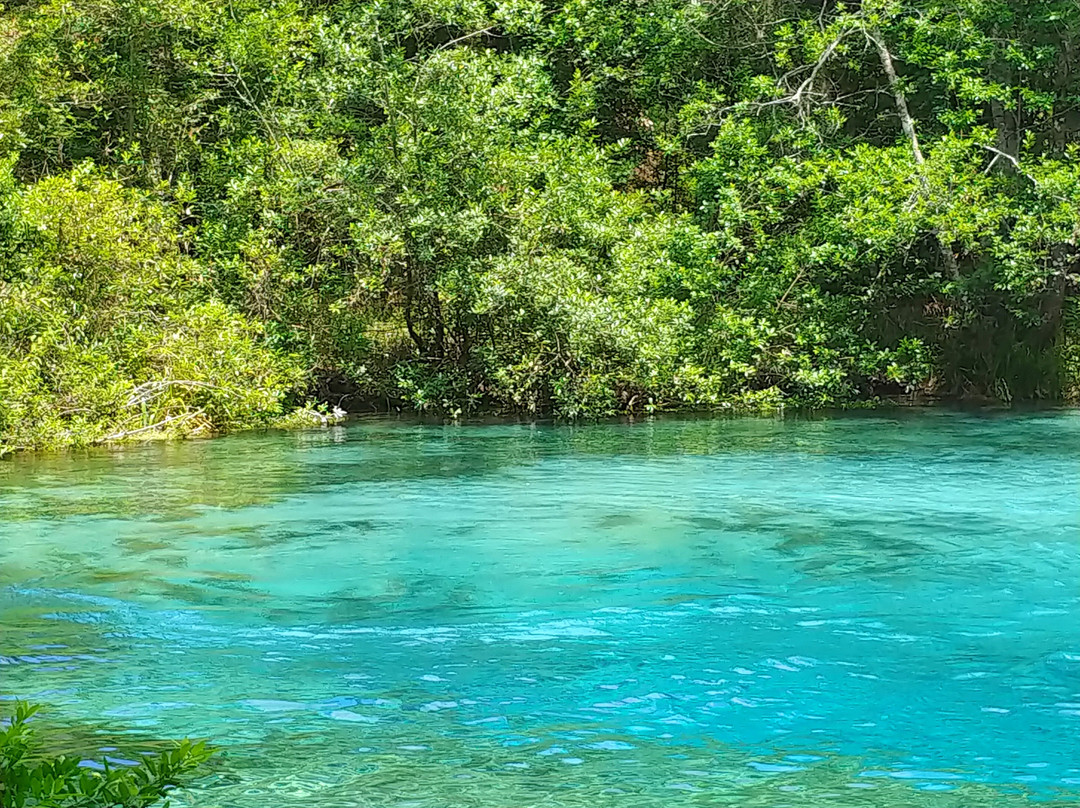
[0,165,304,450]
[0,704,213,808]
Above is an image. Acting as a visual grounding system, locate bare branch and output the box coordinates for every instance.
[407,26,497,64]
[865,28,924,165]
[865,27,961,281]
[980,145,1065,200]
[759,28,851,109]
[689,27,852,137]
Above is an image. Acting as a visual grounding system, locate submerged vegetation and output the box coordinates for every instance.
[2,0,1080,447]
[0,703,212,807]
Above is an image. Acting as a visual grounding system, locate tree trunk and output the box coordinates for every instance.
[1052,35,1075,153]
[402,259,428,355]
[430,289,445,360]
[989,30,1019,168]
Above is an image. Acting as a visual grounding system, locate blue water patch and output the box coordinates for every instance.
[1,412,1079,806]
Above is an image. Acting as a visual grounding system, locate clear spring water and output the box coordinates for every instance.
[2,412,1079,807]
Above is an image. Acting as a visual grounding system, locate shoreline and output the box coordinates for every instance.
[3,397,1073,458]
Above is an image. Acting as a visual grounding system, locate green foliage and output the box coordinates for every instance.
[3,0,1080,445]
[0,703,213,808]
[0,165,303,450]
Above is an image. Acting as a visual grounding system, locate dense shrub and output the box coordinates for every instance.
[0,165,304,449]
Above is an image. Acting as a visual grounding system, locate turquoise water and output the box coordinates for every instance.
[2,412,1080,806]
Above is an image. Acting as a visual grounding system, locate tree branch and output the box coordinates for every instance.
[866,27,959,281]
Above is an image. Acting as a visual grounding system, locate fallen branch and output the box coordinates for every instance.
[97,410,203,443]
[124,380,224,408]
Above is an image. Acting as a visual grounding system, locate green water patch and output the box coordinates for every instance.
[166,723,1072,808]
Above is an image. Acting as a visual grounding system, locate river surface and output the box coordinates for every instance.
[2,412,1079,806]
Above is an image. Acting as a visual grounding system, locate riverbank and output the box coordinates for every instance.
[4,390,1072,457]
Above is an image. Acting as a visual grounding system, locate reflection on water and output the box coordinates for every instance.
[1,411,1080,806]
